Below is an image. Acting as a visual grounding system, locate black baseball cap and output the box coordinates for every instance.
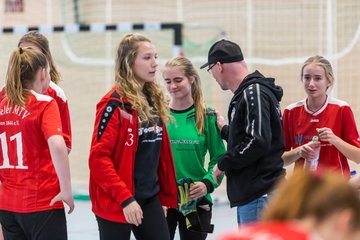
[200,39,244,69]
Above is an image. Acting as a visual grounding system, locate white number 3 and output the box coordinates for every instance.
[125,133,134,146]
[0,132,28,169]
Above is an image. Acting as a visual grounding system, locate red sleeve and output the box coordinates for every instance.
[88,100,133,205]
[342,106,360,147]
[45,84,72,149]
[57,99,72,149]
[41,100,63,140]
[157,124,178,208]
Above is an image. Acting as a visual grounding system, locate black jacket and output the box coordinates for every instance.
[218,70,285,207]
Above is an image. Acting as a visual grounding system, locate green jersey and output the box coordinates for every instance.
[167,106,226,203]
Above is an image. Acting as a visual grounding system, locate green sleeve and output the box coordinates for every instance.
[203,108,226,190]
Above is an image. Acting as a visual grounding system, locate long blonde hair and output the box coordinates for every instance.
[18,31,61,84]
[164,56,206,134]
[262,170,360,232]
[114,33,170,123]
[6,47,48,107]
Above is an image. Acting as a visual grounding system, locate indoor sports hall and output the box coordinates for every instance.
[1,1,360,239]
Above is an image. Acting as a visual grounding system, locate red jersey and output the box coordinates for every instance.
[0,90,64,213]
[218,222,309,240]
[46,82,72,150]
[0,82,72,150]
[0,87,5,102]
[283,96,360,176]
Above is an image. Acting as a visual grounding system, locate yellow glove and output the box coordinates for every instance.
[177,178,198,229]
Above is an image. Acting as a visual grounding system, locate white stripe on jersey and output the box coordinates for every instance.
[285,99,306,111]
[256,84,262,136]
[328,97,349,107]
[244,89,250,134]
[30,90,53,102]
[285,96,349,115]
[49,81,67,102]
[244,83,262,137]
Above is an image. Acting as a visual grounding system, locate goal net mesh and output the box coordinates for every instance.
[1,0,360,187]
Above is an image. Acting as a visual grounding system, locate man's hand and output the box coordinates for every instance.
[215,110,226,131]
[212,164,224,185]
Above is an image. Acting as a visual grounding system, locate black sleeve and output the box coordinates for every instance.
[220,125,229,141]
[201,179,214,194]
[218,84,272,171]
[120,197,136,208]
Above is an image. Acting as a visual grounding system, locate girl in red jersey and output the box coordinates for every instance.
[0,48,74,240]
[18,31,72,152]
[0,31,72,152]
[88,33,177,240]
[0,32,72,240]
[282,55,360,176]
[218,170,360,240]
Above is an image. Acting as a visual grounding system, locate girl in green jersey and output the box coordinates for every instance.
[163,56,226,240]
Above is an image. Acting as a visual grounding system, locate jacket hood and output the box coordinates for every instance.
[234,70,283,102]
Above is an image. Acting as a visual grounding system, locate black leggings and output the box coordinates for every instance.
[96,195,170,240]
[166,206,212,240]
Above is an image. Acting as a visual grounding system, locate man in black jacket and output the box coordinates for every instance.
[201,39,285,225]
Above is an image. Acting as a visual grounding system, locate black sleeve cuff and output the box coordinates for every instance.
[201,179,214,194]
[217,157,226,172]
[120,197,135,208]
[220,125,229,140]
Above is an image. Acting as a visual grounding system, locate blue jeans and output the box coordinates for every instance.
[237,195,268,226]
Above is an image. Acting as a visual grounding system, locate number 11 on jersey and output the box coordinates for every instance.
[0,132,28,169]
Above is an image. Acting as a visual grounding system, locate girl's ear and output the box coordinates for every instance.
[40,68,46,82]
[40,68,49,92]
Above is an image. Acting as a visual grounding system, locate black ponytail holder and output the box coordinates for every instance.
[19,47,23,54]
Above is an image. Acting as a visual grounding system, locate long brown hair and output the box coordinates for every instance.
[164,56,206,134]
[6,47,48,107]
[114,33,170,123]
[18,31,61,84]
[262,170,360,232]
